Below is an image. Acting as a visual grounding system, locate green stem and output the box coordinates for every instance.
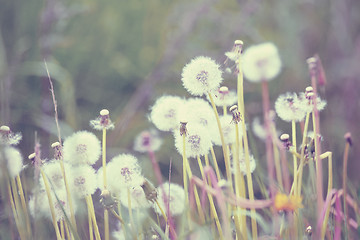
[15,174,32,237]
[297,112,311,196]
[321,152,332,239]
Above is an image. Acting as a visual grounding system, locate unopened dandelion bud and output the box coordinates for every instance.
[141,178,157,203]
[100,189,117,209]
[344,132,352,146]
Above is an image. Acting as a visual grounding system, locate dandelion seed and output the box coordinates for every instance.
[133,129,162,153]
[181,56,223,96]
[243,42,282,82]
[174,123,212,158]
[149,95,185,132]
[0,125,22,145]
[90,109,115,130]
[63,131,101,165]
[275,92,306,122]
[3,146,23,178]
[69,164,97,199]
[154,182,185,216]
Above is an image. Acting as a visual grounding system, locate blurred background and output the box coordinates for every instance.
[1,0,360,199]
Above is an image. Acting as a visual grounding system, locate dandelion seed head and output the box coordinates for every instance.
[174,123,212,158]
[298,92,327,113]
[210,115,240,146]
[133,129,162,153]
[179,98,217,129]
[69,164,97,199]
[119,185,151,209]
[63,131,101,165]
[90,109,115,130]
[181,56,223,96]
[3,146,23,178]
[149,95,185,132]
[243,42,282,82]
[39,161,67,190]
[275,92,306,122]
[231,151,256,175]
[98,154,143,194]
[208,87,237,107]
[154,182,185,216]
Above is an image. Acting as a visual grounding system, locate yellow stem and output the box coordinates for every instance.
[197,155,224,239]
[236,45,258,239]
[270,124,283,190]
[297,112,311,196]
[292,120,298,195]
[15,174,32,237]
[40,168,62,240]
[64,220,71,240]
[7,177,26,240]
[60,219,65,240]
[87,197,94,240]
[155,200,168,223]
[127,187,137,239]
[59,160,77,231]
[102,127,109,240]
[87,195,101,240]
[321,152,333,239]
[182,134,192,230]
[210,146,221,181]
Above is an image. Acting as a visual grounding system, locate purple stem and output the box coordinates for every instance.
[334,192,341,240]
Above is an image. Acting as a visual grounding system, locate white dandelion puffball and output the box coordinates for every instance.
[181,56,223,96]
[133,129,162,153]
[208,87,237,107]
[3,146,23,178]
[98,154,144,194]
[150,95,185,132]
[30,189,77,222]
[298,92,327,114]
[119,185,151,209]
[40,161,68,190]
[63,131,101,165]
[69,165,97,198]
[231,152,256,175]
[154,182,185,216]
[243,42,282,82]
[0,126,22,145]
[174,123,212,158]
[275,92,306,122]
[210,114,240,146]
[178,98,217,130]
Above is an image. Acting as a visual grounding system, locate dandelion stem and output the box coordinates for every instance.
[87,197,94,240]
[181,134,192,229]
[60,219,65,240]
[342,136,351,239]
[102,127,109,240]
[271,123,283,190]
[291,120,298,196]
[155,200,168,223]
[210,146,221,181]
[197,155,224,239]
[110,208,125,225]
[40,168,62,240]
[297,112,311,196]
[236,42,258,239]
[6,177,26,240]
[321,152,332,239]
[87,195,101,240]
[312,109,323,216]
[15,174,32,237]
[64,220,71,240]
